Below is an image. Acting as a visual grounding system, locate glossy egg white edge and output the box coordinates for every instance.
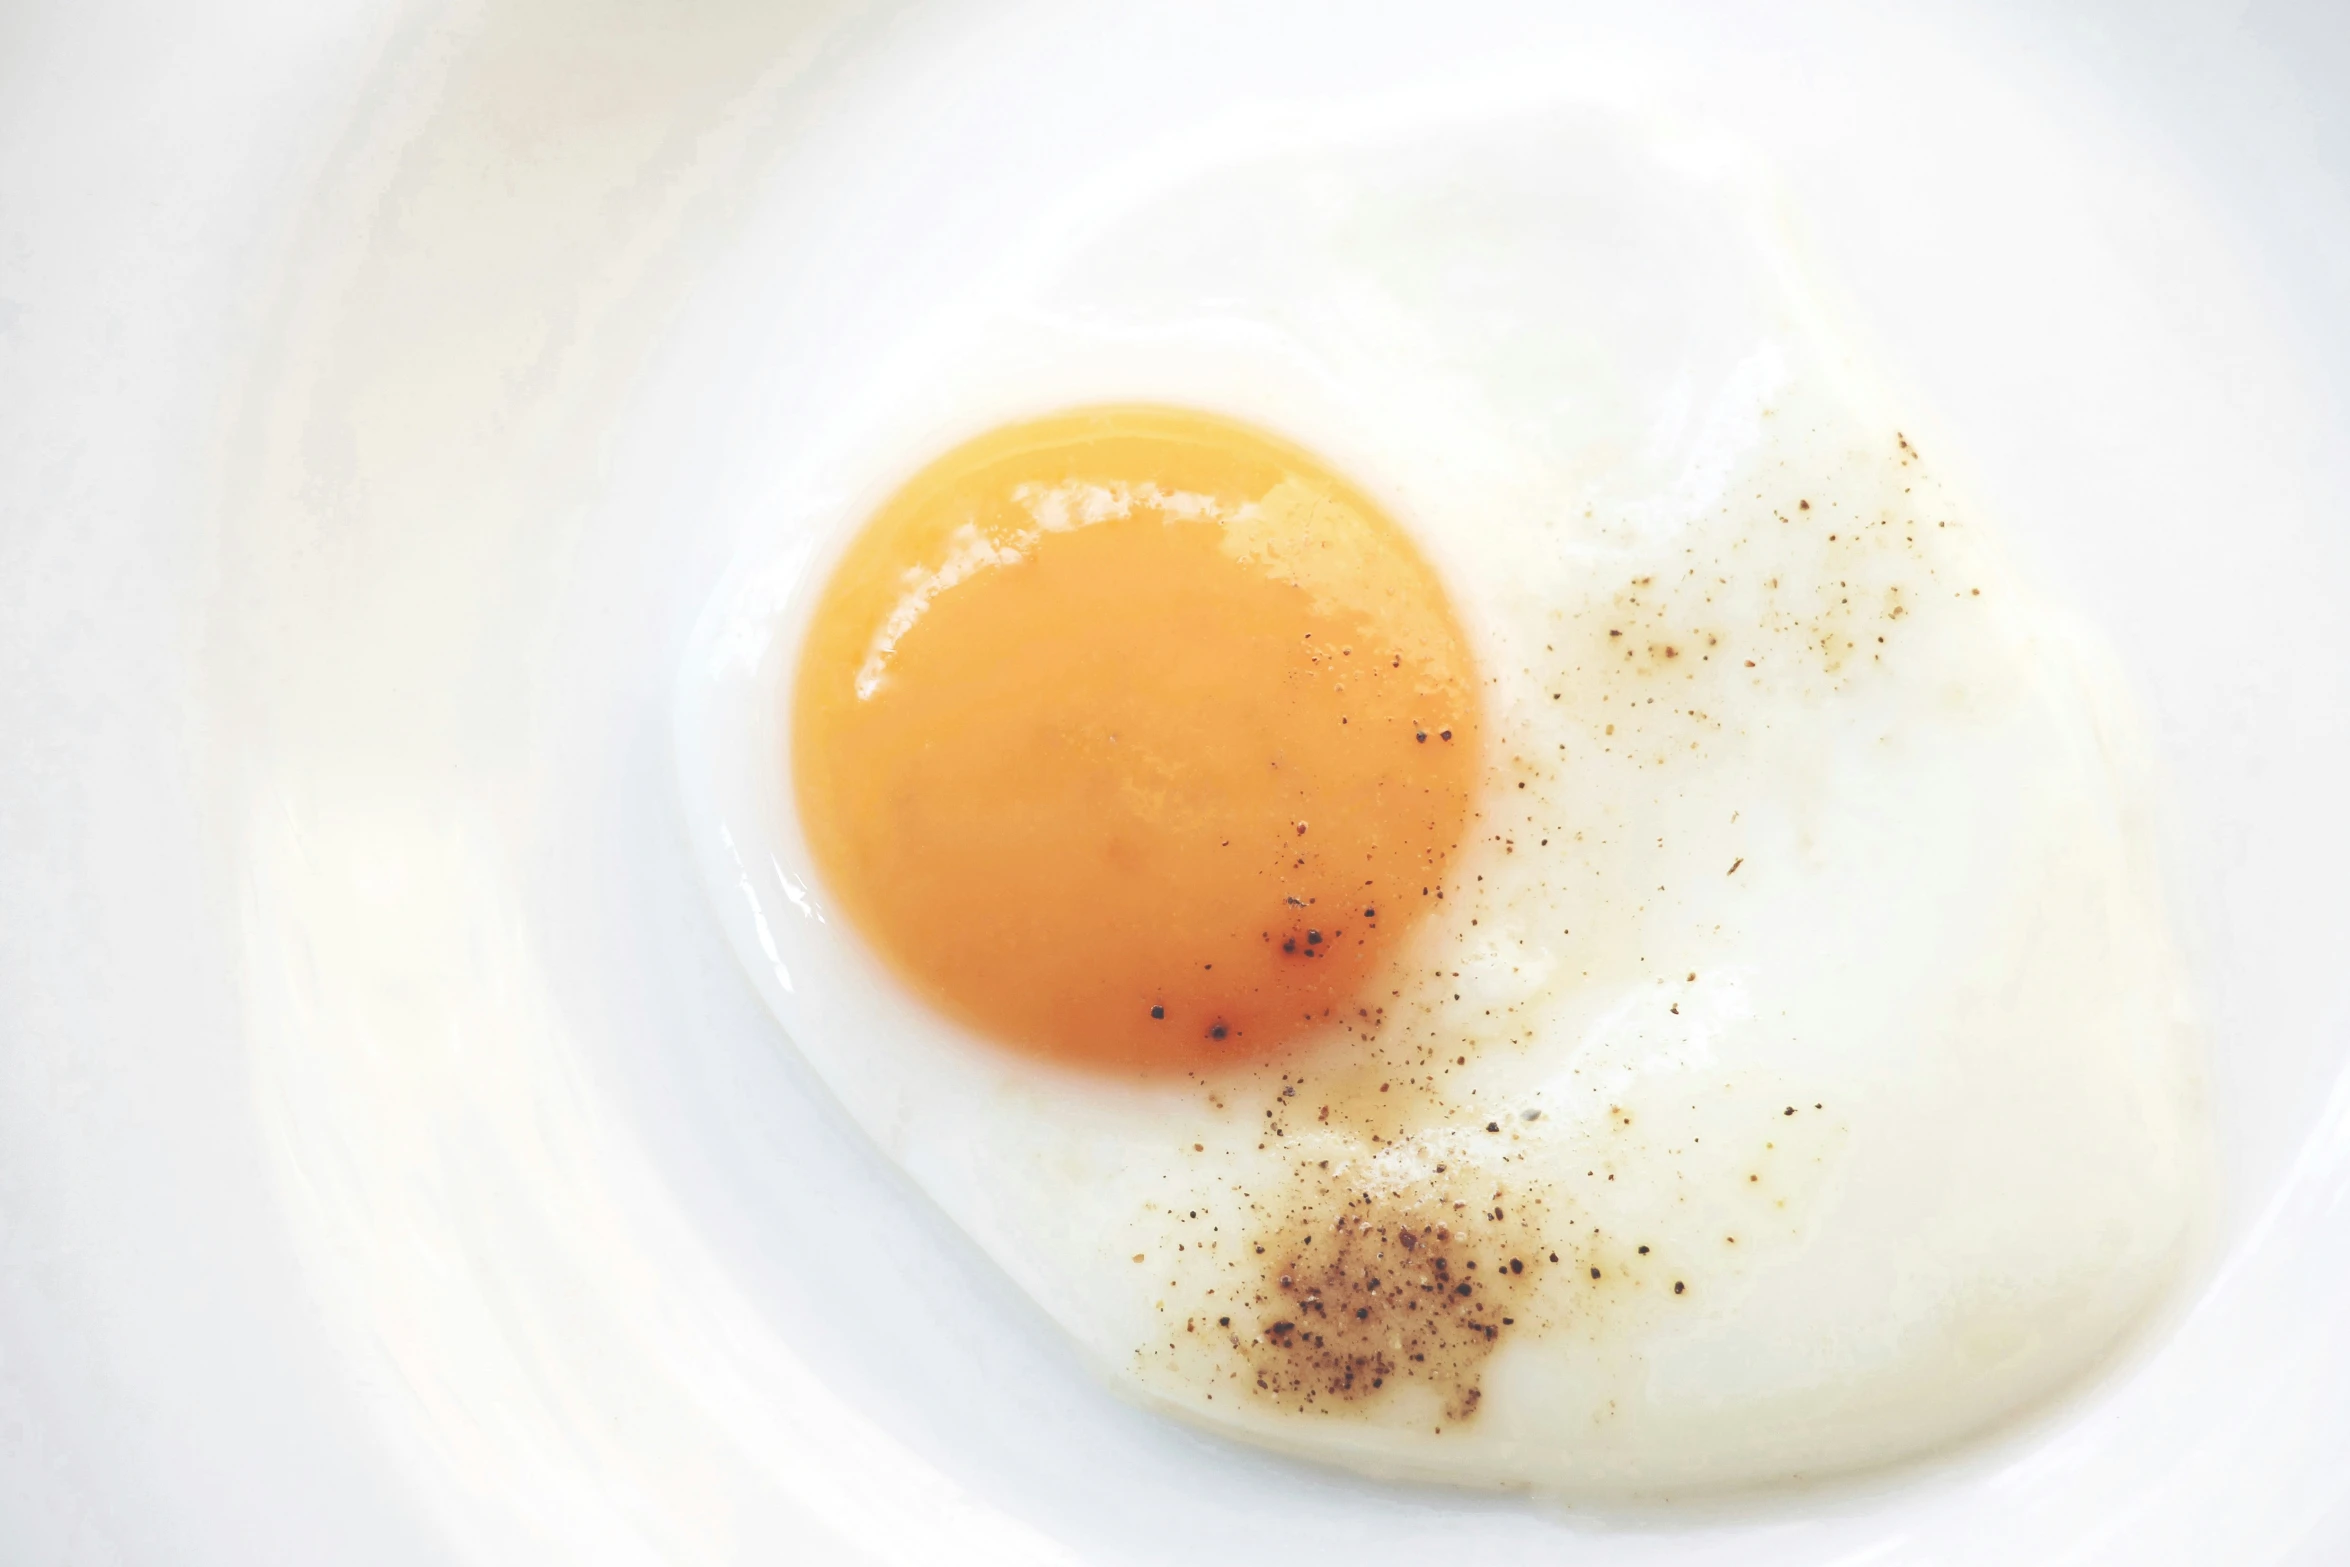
[675,82,2211,1497]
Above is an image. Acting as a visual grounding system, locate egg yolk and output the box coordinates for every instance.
[792,406,1479,1073]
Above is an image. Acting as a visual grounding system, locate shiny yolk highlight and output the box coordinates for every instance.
[792,407,1479,1074]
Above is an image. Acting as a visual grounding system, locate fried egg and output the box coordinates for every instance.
[675,100,2204,1493]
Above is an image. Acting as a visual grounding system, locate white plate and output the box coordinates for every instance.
[3,2,2346,1562]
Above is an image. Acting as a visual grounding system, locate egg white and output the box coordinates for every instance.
[675,95,2205,1494]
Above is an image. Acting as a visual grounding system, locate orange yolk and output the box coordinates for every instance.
[792,406,1479,1074]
